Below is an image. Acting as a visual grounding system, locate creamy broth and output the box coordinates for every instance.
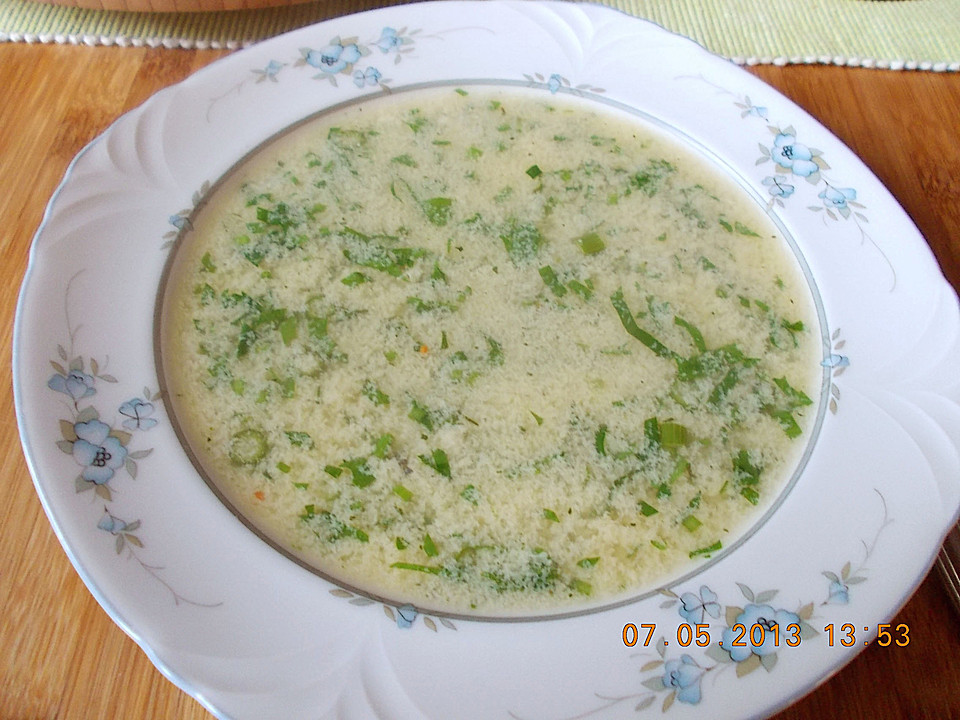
[159,87,820,615]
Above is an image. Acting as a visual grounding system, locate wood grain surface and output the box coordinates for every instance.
[1,40,959,720]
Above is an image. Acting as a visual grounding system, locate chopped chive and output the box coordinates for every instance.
[689,540,722,558]
[543,508,560,522]
[611,289,679,361]
[673,316,706,352]
[391,561,441,575]
[530,411,544,426]
[526,164,543,179]
[576,232,605,255]
[228,428,268,466]
[660,422,690,450]
[567,278,594,300]
[323,465,343,478]
[393,484,413,501]
[681,515,702,532]
[341,271,369,286]
[396,537,409,550]
[639,500,658,517]
[595,425,607,456]
[651,539,667,550]
[423,534,439,557]
[577,557,600,568]
[539,265,568,297]
[570,579,592,596]
[276,461,291,473]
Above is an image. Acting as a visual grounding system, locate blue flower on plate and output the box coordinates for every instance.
[353,67,382,88]
[821,353,850,369]
[662,654,704,704]
[48,368,95,401]
[826,579,850,605]
[262,59,285,79]
[97,512,128,534]
[679,585,721,624]
[771,133,819,177]
[547,73,562,94]
[119,397,158,431]
[396,603,418,628]
[376,27,403,53]
[72,419,128,484]
[721,604,801,662]
[306,42,363,74]
[762,174,795,199]
[819,185,857,211]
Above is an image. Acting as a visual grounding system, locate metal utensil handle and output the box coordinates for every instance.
[936,524,960,617]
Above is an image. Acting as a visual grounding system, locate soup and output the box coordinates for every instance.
[159,87,820,615]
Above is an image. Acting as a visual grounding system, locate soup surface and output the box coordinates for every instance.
[160,87,820,615]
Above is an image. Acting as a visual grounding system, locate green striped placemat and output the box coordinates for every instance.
[1,0,958,70]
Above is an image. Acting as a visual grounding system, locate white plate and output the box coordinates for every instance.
[14,2,960,718]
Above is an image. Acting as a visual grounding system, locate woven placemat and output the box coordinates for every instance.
[1,0,958,70]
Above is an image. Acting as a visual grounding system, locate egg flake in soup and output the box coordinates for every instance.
[159,86,820,616]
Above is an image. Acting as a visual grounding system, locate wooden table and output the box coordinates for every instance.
[2,38,959,720]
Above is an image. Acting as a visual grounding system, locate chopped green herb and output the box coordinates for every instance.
[341,271,369,286]
[539,265,568,297]
[460,485,480,505]
[362,380,390,406]
[570,579,592,596]
[689,540,722,558]
[542,508,560,522]
[639,501,658,517]
[372,433,394,459]
[228,428,268,466]
[576,232,605,255]
[341,457,375,488]
[419,448,452,478]
[595,425,607,456]
[391,561,441,575]
[526,164,543,179]
[611,289,679,361]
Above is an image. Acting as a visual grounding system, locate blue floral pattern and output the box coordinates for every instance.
[49,274,220,607]
[205,26,439,129]
[728,89,897,289]
[568,493,890,715]
[327,587,457,632]
[522,71,605,96]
